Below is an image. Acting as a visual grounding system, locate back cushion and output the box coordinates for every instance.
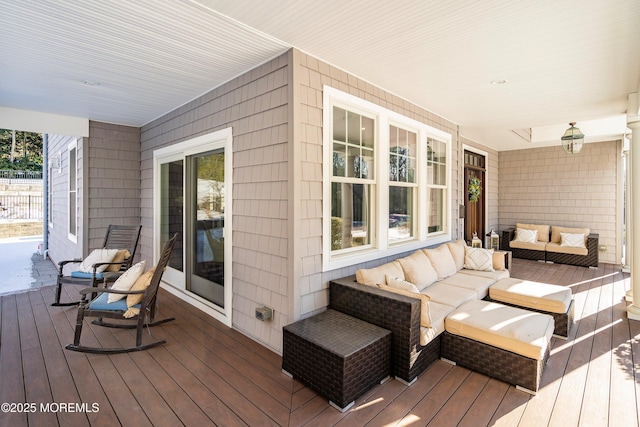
[423,244,457,280]
[446,239,467,271]
[516,223,550,242]
[356,261,404,287]
[397,250,438,290]
[551,226,590,244]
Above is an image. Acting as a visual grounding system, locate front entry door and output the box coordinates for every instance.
[464,150,486,245]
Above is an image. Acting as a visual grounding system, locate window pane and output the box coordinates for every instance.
[69,194,76,232]
[390,126,416,183]
[333,107,346,142]
[331,182,371,250]
[347,111,361,144]
[428,187,444,233]
[427,138,446,185]
[362,116,374,148]
[161,160,184,271]
[389,186,413,242]
[333,143,346,176]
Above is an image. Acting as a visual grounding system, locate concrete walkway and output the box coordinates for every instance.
[0,235,58,296]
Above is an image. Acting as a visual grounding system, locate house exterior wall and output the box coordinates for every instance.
[498,140,621,264]
[86,121,141,254]
[139,51,291,351]
[294,51,464,323]
[47,134,83,267]
[136,48,472,353]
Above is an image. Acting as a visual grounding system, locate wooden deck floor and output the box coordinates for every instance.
[0,259,637,426]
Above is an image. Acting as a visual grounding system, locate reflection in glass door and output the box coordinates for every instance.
[160,160,184,273]
[189,150,225,307]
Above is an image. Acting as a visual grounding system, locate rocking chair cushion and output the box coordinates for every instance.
[78,248,120,273]
[126,267,156,307]
[108,260,146,303]
[106,249,131,272]
[71,271,105,279]
[89,293,141,311]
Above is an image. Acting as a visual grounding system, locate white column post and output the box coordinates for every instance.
[623,146,632,274]
[626,92,640,319]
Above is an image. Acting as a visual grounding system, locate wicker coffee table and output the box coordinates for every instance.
[282,309,391,412]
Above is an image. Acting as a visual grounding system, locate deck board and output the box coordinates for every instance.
[0,259,638,427]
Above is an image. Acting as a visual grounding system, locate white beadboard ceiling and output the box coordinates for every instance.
[1,0,638,151]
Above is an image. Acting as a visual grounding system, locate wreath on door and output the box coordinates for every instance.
[468,177,482,202]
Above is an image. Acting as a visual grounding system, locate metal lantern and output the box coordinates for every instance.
[561,122,584,154]
[490,229,500,250]
[471,231,482,248]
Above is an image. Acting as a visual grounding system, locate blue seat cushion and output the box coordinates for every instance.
[71,271,104,280]
[89,292,141,311]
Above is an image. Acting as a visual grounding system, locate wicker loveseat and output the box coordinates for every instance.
[501,223,598,268]
[329,240,511,385]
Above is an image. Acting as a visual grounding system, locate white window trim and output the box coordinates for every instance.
[323,86,452,272]
[152,128,233,328]
[67,140,77,243]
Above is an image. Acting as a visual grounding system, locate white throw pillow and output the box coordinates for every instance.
[560,232,586,248]
[464,247,495,272]
[78,248,120,273]
[386,275,421,293]
[107,260,146,303]
[514,228,538,244]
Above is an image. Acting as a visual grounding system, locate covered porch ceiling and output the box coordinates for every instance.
[1,0,639,151]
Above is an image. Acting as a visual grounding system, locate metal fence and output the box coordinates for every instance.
[0,169,43,185]
[0,194,43,220]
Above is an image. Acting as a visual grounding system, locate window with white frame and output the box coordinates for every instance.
[426,137,447,234]
[388,125,417,243]
[68,141,77,241]
[323,87,452,271]
[330,106,376,253]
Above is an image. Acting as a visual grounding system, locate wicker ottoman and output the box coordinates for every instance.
[282,309,391,412]
[488,277,574,338]
[441,300,554,394]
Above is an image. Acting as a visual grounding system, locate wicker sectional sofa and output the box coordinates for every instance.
[329,240,513,385]
[501,223,598,268]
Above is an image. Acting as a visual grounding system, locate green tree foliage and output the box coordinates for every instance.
[0,129,43,171]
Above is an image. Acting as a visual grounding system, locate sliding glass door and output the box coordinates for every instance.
[189,150,225,306]
[154,129,232,325]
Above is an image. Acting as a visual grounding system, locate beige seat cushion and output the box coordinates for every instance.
[516,223,550,242]
[545,242,588,256]
[508,240,547,252]
[420,301,456,346]
[356,261,404,287]
[459,269,510,281]
[439,273,496,299]
[445,300,554,360]
[421,282,477,308]
[489,277,572,313]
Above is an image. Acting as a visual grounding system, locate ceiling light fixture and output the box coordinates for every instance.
[561,122,584,154]
[490,79,507,85]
